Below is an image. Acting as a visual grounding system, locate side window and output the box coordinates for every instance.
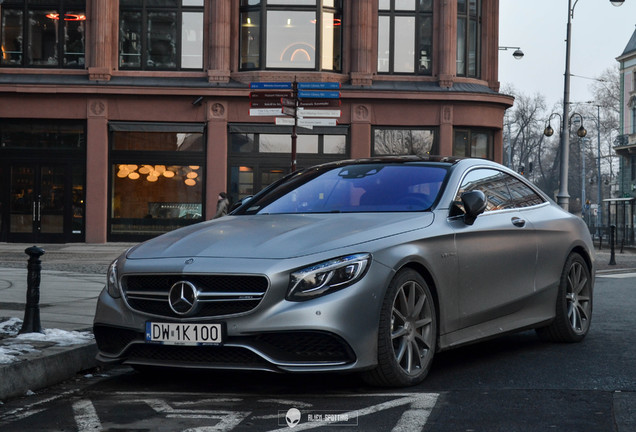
[451,168,544,216]
[506,176,545,208]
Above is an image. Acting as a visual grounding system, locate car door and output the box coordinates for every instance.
[449,168,538,329]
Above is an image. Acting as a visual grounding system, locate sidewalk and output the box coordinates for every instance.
[0,242,635,402]
[0,243,133,401]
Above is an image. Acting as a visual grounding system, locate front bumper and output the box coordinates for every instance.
[93,255,394,373]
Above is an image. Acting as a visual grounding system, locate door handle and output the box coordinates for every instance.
[511,217,526,227]
[32,202,36,221]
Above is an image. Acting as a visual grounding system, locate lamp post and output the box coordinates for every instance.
[545,111,587,208]
[556,0,624,211]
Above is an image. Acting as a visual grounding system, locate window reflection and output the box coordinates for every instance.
[240,1,342,71]
[374,128,436,156]
[119,0,203,70]
[0,1,85,68]
[378,0,432,75]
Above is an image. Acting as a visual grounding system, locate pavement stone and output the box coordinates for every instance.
[0,242,634,402]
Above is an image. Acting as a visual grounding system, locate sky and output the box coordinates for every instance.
[498,0,636,109]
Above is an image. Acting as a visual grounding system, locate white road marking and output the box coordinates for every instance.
[597,272,636,279]
[72,399,102,431]
[265,393,440,432]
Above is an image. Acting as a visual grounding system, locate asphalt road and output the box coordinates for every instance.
[0,271,634,432]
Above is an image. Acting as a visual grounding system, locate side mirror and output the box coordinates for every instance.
[229,196,252,213]
[461,190,487,225]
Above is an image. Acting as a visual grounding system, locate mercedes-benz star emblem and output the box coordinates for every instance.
[168,281,199,315]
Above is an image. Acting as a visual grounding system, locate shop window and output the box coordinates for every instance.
[378,0,433,75]
[0,0,86,68]
[119,0,204,70]
[373,128,437,156]
[456,0,480,78]
[239,0,342,71]
[109,123,205,240]
[228,124,348,203]
[453,129,492,159]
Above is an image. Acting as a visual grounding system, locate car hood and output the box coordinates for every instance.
[126,213,434,260]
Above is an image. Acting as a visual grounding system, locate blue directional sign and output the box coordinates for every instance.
[250,82,292,90]
[298,90,341,99]
[298,82,341,90]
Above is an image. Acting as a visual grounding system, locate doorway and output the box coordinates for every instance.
[5,162,85,243]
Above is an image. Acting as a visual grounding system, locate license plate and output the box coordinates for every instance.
[145,322,223,346]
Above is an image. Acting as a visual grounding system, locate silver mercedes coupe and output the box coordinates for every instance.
[93,157,595,387]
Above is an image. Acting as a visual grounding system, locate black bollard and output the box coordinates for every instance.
[19,246,45,334]
[609,225,616,266]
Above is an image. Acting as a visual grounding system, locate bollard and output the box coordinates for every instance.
[609,225,616,266]
[598,234,602,251]
[19,246,45,334]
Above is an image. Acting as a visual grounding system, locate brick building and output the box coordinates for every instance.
[0,0,512,243]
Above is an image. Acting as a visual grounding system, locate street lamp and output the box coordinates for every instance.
[499,46,524,60]
[556,0,622,211]
[544,112,587,208]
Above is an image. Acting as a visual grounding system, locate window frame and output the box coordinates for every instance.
[453,128,493,160]
[456,0,481,78]
[239,0,343,72]
[0,0,87,69]
[107,122,207,242]
[377,0,433,76]
[118,0,204,71]
[372,126,438,156]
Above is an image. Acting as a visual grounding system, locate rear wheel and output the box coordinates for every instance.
[363,269,437,387]
[536,253,592,342]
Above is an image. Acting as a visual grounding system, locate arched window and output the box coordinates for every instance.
[239,0,342,71]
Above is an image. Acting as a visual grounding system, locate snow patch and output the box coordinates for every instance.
[0,318,94,365]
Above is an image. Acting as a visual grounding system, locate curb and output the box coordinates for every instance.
[0,342,98,401]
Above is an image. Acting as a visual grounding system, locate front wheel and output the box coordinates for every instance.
[363,269,437,387]
[536,253,593,342]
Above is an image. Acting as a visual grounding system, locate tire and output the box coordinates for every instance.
[363,269,437,387]
[536,253,593,343]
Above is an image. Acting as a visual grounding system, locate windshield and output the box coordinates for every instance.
[240,163,449,215]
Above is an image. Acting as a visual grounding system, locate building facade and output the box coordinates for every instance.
[0,0,512,244]
[613,25,636,245]
[616,26,636,197]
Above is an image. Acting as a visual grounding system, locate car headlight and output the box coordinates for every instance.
[106,259,121,298]
[287,253,371,301]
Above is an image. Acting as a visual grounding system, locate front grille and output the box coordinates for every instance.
[126,344,269,367]
[122,274,268,318]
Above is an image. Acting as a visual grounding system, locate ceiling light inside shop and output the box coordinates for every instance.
[185,179,196,186]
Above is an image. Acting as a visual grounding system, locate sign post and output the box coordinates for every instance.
[250,80,341,173]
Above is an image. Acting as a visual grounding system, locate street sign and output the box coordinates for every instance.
[280,97,297,107]
[298,90,341,99]
[249,108,282,116]
[249,91,293,99]
[275,117,295,126]
[298,98,341,108]
[282,106,296,117]
[250,82,292,90]
[298,82,341,90]
[297,108,341,118]
[298,118,337,127]
[250,100,283,108]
